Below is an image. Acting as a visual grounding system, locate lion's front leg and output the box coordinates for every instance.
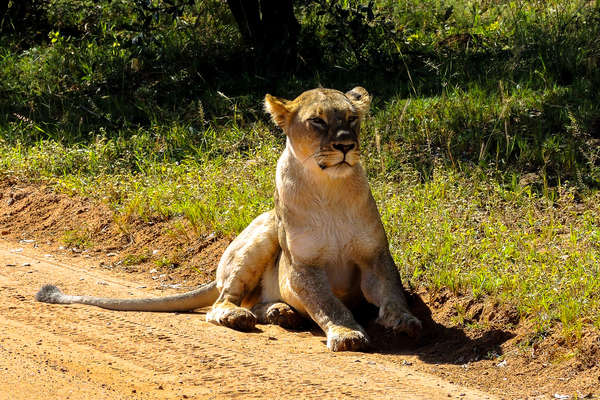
[288,264,370,352]
[360,250,422,337]
[206,211,280,332]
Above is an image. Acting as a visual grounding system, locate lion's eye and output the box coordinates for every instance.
[309,117,327,129]
[348,115,359,125]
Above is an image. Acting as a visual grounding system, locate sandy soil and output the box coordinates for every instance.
[0,178,599,399]
[0,241,496,400]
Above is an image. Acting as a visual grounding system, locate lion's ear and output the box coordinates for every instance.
[264,94,292,131]
[345,87,371,118]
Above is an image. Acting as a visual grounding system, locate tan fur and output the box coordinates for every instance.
[36,87,421,352]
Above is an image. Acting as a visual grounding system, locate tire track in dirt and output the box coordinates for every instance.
[0,240,497,399]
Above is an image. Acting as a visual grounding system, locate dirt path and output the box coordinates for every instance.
[0,240,498,400]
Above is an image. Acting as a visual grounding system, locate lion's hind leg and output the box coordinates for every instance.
[206,210,280,332]
[206,271,262,332]
[206,300,257,331]
[252,302,306,329]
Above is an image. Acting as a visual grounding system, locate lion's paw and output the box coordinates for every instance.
[326,326,370,352]
[377,311,422,338]
[394,314,422,338]
[265,303,305,330]
[206,303,257,332]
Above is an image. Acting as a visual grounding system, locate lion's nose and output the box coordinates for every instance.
[333,143,355,154]
[335,130,353,142]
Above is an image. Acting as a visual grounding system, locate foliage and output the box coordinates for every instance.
[299,0,399,71]
[1,0,599,182]
[0,0,49,38]
[61,227,93,249]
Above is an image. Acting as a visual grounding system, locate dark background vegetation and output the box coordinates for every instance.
[1,0,599,184]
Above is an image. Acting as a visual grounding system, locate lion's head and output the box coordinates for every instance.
[265,87,371,178]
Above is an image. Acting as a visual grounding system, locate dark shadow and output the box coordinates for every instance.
[360,291,515,365]
[241,327,265,334]
[251,290,515,365]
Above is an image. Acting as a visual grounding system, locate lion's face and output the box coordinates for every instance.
[265,87,371,178]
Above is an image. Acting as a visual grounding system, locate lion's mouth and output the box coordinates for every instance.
[316,147,358,170]
[318,160,352,170]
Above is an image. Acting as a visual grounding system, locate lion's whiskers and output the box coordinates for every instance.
[301,150,321,164]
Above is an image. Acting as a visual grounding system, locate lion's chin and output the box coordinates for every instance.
[323,162,355,178]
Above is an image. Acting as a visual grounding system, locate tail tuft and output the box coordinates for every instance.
[36,284,64,303]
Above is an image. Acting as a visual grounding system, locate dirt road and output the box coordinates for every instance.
[0,240,498,400]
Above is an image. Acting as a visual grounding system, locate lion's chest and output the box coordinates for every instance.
[275,157,384,301]
[283,203,380,297]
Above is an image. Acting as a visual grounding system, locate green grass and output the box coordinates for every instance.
[122,251,152,267]
[61,227,94,249]
[1,0,600,341]
[375,169,600,338]
[0,123,279,234]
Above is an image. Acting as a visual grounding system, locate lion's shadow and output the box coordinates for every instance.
[355,291,515,365]
[296,291,513,365]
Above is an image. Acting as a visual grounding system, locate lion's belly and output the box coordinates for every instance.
[326,259,363,305]
[271,251,363,317]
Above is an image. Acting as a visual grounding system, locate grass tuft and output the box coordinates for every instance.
[61,228,93,249]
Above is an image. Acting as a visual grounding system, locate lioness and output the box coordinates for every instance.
[36,87,422,351]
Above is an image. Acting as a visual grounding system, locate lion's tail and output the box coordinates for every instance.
[35,281,219,312]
